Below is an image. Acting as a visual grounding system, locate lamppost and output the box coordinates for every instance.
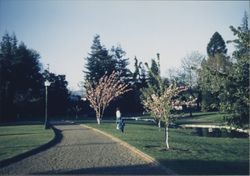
[44,80,51,129]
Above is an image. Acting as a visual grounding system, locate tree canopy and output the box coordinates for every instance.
[207,32,227,57]
[84,35,130,83]
[0,33,44,121]
[222,12,250,127]
[0,33,71,122]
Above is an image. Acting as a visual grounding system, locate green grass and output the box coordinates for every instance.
[0,125,54,161]
[174,111,226,125]
[85,120,249,175]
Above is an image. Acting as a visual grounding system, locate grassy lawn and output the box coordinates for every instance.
[174,111,226,125]
[0,125,54,161]
[84,119,249,175]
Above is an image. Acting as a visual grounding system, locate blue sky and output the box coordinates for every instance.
[0,0,249,90]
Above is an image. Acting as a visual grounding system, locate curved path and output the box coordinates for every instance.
[0,123,168,175]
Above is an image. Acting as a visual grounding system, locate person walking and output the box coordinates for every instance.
[116,108,121,130]
[119,117,125,133]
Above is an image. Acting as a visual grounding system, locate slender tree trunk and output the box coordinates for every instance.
[158,120,161,128]
[75,111,78,120]
[165,124,169,149]
[0,84,5,122]
[97,117,101,124]
[189,108,192,117]
[96,111,101,124]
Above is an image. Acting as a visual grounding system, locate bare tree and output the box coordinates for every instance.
[84,71,131,124]
[181,51,205,87]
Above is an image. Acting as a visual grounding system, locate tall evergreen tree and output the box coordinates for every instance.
[110,45,131,82]
[207,32,227,57]
[84,35,115,83]
[198,31,231,111]
[126,57,147,114]
[133,57,147,87]
[84,35,131,84]
[145,53,161,94]
[84,35,134,115]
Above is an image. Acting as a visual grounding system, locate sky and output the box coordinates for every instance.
[0,0,249,90]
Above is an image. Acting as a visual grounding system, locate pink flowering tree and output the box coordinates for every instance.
[141,58,196,149]
[84,71,131,124]
[142,84,188,149]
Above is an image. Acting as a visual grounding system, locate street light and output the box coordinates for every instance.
[44,80,51,129]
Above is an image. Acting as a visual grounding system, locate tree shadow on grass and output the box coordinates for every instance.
[177,112,220,119]
[142,146,249,175]
[144,145,192,153]
[2,153,248,175]
[159,159,249,175]
[125,121,156,127]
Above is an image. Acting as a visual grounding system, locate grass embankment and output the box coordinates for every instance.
[174,111,226,125]
[85,118,249,175]
[130,111,226,125]
[0,125,54,161]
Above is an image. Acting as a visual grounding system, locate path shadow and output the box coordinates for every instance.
[33,163,168,175]
[0,126,63,168]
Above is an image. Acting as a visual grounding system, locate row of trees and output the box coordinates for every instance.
[83,13,249,128]
[198,12,249,127]
[82,12,248,148]
[83,35,147,115]
[0,33,72,122]
[0,12,248,129]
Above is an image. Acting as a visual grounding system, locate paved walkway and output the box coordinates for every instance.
[0,124,168,175]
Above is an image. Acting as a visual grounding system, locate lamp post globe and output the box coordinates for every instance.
[45,80,51,87]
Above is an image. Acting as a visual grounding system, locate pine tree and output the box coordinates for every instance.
[207,32,227,57]
[84,35,131,85]
[84,35,115,83]
[198,31,231,111]
[84,35,134,115]
[110,45,131,82]
[133,57,147,87]
[145,53,161,95]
